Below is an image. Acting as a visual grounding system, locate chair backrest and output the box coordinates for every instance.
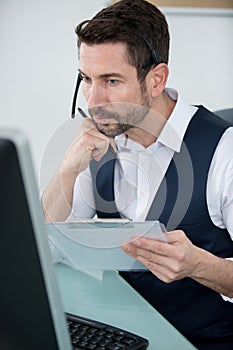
[215,108,233,124]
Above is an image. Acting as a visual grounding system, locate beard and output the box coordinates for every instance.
[88,87,151,138]
[93,119,133,138]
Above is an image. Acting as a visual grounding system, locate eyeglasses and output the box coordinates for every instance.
[70,34,159,119]
[71,73,83,118]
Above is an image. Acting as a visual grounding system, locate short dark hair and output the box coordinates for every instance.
[75,0,170,82]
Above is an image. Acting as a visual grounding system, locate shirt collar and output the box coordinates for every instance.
[157,88,197,152]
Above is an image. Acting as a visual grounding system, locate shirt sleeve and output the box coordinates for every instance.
[207,127,233,303]
[221,258,233,302]
[207,127,233,239]
[67,166,96,220]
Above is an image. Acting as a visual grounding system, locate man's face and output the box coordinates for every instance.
[79,42,152,137]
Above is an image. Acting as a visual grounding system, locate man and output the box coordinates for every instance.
[42,0,233,348]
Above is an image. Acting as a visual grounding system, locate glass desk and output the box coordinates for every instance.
[55,263,196,349]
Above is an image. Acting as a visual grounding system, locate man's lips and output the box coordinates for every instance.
[93,115,117,124]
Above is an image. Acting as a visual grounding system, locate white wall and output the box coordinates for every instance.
[165,7,233,110]
[0,1,232,183]
[0,0,107,180]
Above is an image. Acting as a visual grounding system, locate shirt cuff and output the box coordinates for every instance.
[221,258,233,302]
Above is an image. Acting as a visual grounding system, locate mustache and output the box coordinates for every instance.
[88,106,120,121]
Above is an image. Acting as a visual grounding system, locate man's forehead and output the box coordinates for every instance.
[78,42,135,76]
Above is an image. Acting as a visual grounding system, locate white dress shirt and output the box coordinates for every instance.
[69,88,233,301]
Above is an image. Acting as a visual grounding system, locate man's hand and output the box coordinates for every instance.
[122,230,199,282]
[121,230,233,298]
[62,118,117,175]
[42,118,116,222]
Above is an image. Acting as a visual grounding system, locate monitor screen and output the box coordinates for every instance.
[0,137,59,350]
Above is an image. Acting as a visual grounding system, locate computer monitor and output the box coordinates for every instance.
[0,128,71,350]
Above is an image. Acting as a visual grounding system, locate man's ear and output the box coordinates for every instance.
[147,63,169,98]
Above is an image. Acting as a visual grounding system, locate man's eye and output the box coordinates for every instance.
[82,76,92,83]
[79,74,91,83]
[108,79,119,86]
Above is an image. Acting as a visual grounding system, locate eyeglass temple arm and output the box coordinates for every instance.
[71,73,82,118]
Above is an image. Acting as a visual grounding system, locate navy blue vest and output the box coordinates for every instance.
[89,106,233,342]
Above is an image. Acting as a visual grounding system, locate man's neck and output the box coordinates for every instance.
[125,92,176,148]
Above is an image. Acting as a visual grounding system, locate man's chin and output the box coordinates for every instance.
[96,122,132,138]
[96,123,118,137]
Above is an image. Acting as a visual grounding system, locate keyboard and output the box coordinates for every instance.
[66,312,149,350]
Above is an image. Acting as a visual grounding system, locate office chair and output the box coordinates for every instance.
[215,108,233,124]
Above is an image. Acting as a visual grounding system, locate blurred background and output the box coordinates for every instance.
[0,0,232,181]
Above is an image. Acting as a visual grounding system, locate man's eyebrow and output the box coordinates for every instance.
[78,69,124,79]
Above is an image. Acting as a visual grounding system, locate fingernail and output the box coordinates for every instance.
[123,245,131,254]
